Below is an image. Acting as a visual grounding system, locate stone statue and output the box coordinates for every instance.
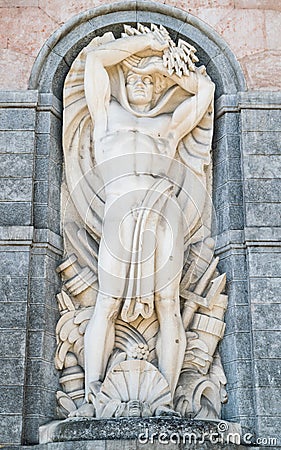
[55,24,228,420]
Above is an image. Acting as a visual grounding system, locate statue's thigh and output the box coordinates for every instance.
[155,198,184,296]
[98,212,135,297]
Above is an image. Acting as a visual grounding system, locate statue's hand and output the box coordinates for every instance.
[148,30,169,52]
[123,55,167,77]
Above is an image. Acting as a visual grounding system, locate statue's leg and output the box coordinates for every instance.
[84,293,122,398]
[155,291,186,400]
[84,210,135,399]
[154,198,186,400]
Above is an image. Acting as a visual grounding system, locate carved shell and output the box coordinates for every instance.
[95,360,171,418]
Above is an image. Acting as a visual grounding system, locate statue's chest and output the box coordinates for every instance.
[107,102,169,138]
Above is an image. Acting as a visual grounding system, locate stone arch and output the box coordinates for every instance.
[29,1,246,98]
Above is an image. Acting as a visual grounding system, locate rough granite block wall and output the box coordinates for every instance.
[240,97,281,441]
[0,1,280,447]
[0,93,63,445]
[0,93,36,445]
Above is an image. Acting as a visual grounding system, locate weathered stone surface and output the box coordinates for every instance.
[26,358,59,389]
[36,134,62,162]
[35,157,61,186]
[256,387,281,416]
[0,154,34,178]
[0,302,27,329]
[0,250,29,277]
[0,386,24,414]
[250,277,281,304]
[251,304,281,331]
[0,178,33,202]
[0,108,36,131]
[241,109,281,132]
[245,203,281,227]
[223,387,255,418]
[216,205,244,233]
[248,250,281,278]
[36,112,61,137]
[214,114,240,141]
[0,48,34,90]
[254,359,281,388]
[225,280,248,307]
[235,0,281,9]
[244,179,281,202]
[40,417,241,444]
[243,155,281,179]
[223,360,253,389]
[224,305,251,333]
[28,303,59,333]
[0,276,29,302]
[217,252,247,281]
[264,10,281,50]
[0,330,26,357]
[240,50,281,91]
[0,6,56,58]
[0,131,35,153]
[0,201,32,226]
[214,181,243,211]
[27,331,56,359]
[220,332,252,362]
[253,330,281,359]
[25,386,57,417]
[0,357,25,385]
[34,181,49,204]
[241,130,281,155]
[216,9,265,59]
[213,158,242,188]
[0,414,23,445]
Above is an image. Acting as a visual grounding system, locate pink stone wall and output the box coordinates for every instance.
[0,0,280,91]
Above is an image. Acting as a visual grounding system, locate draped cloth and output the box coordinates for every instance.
[121,178,175,323]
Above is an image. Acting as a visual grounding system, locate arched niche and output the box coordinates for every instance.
[26,3,249,442]
[29,1,245,98]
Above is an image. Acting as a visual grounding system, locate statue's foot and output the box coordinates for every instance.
[155,405,181,417]
[68,402,95,418]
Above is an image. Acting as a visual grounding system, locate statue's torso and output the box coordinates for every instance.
[95,100,175,204]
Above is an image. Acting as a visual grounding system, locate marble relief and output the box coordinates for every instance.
[55,23,228,420]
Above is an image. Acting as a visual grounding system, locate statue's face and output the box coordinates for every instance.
[126,72,154,107]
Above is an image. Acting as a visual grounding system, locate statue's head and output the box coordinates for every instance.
[125,71,154,110]
[123,57,167,112]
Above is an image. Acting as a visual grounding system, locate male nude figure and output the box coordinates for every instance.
[82,29,215,410]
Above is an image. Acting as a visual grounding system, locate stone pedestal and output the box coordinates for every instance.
[38,417,245,449]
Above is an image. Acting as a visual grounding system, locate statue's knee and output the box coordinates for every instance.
[156,297,177,314]
[95,295,121,320]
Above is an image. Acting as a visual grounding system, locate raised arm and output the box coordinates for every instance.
[170,70,215,145]
[84,33,168,140]
[121,51,215,145]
